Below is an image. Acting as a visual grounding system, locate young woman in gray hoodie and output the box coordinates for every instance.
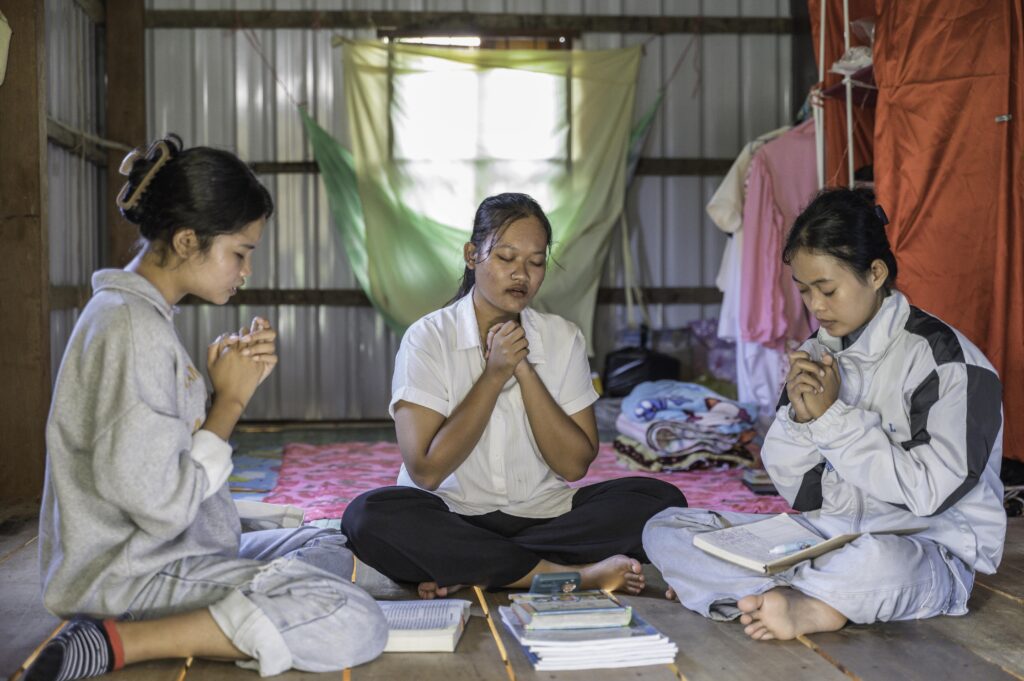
[26,135,386,681]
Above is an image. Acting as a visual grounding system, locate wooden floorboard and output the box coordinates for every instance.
[976,519,1024,601]
[918,580,1024,677]
[93,660,186,681]
[2,517,1021,681]
[187,659,326,680]
[802,621,1020,681]
[622,567,850,681]
[0,527,59,681]
[0,516,37,563]
[354,595,507,680]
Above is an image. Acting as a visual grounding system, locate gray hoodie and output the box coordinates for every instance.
[40,270,240,617]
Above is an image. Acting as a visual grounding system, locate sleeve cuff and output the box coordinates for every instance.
[190,429,233,499]
[807,400,854,443]
[389,386,449,419]
[561,387,600,416]
[776,404,814,442]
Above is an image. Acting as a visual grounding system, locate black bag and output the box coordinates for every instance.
[602,325,680,397]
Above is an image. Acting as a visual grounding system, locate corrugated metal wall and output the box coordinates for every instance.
[46,0,104,380]
[46,0,792,420]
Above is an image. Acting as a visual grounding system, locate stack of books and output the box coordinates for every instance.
[499,591,677,671]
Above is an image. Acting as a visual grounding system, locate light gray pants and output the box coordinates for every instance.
[642,508,974,624]
[123,527,387,676]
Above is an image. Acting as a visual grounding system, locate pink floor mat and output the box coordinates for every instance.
[262,442,793,521]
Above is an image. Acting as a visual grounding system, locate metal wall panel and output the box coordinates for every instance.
[46,0,104,383]
[135,0,792,419]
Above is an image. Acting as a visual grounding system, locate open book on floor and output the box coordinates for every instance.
[379,599,471,653]
[693,513,924,574]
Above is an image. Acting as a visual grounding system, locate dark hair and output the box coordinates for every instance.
[451,192,553,302]
[118,134,274,259]
[783,187,898,289]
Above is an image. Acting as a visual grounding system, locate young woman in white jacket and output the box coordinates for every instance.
[643,187,1005,641]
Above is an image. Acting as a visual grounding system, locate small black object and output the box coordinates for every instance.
[603,325,680,397]
[874,204,889,225]
[530,571,581,594]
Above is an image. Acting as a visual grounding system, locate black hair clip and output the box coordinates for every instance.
[874,204,889,226]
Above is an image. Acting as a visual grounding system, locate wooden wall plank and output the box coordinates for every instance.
[146,11,791,34]
[104,0,146,267]
[48,285,723,309]
[0,0,49,505]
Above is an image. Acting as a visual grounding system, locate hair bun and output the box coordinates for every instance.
[117,134,183,224]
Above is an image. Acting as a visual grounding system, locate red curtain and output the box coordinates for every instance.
[872,0,1024,461]
[808,1,1023,461]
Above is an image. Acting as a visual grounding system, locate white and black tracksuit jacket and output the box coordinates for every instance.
[765,291,1005,574]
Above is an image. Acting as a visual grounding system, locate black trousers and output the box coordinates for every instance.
[341,477,687,588]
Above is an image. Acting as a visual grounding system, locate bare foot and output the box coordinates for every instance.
[665,586,677,601]
[579,555,645,595]
[417,582,466,600]
[736,588,847,641]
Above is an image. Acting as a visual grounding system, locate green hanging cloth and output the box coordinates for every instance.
[306,40,643,346]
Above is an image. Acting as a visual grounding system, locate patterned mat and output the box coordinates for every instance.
[260,442,793,521]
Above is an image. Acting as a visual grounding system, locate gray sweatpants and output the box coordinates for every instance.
[122,527,387,676]
[642,508,974,624]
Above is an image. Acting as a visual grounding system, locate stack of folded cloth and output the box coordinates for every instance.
[613,380,760,472]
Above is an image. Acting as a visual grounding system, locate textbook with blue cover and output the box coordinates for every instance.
[509,590,632,630]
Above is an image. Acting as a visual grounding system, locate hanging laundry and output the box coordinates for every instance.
[739,119,819,351]
[706,126,791,419]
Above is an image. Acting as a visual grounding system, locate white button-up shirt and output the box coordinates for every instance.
[391,291,600,518]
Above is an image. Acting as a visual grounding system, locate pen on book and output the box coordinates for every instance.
[768,541,814,556]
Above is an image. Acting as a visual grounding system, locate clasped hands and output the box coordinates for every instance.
[483,320,532,381]
[207,316,279,408]
[785,350,841,423]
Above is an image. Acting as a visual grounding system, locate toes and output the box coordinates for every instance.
[665,588,677,601]
[739,614,753,626]
[737,594,763,614]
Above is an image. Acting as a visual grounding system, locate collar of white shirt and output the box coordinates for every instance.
[453,289,547,365]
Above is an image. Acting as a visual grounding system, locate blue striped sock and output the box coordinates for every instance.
[23,618,113,681]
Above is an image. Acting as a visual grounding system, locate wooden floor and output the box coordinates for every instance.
[2,512,1021,681]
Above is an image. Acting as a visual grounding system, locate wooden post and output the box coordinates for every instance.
[0,1,49,505]
[105,0,146,267]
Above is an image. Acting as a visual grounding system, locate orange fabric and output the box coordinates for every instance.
[808,0,876,187]
[873,0,1024,461]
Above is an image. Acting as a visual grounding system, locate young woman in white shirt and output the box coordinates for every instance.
[343,193,687,598]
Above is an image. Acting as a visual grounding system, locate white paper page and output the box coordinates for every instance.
[702,514,823,565]
[380,600,467,631]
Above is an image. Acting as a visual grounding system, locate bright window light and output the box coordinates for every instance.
[392,59,567,161]
[398,36,482,48]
